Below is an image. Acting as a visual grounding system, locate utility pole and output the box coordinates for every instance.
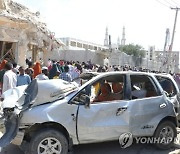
[167,7,180,73]
[170,7,180,51]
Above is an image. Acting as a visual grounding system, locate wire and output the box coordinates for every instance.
[163,0,180,7]
[170,0,180,7]
[163,0,176,7]
[155,0,170,8]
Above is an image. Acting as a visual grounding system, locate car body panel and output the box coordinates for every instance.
[0,114,19,147]
[20,95,79,144]
[129,95,174,136]
[77,100,130,143]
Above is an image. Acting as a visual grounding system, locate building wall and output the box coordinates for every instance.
[52,49,179,73]
[56,50,105,66]
[60,37,109,51]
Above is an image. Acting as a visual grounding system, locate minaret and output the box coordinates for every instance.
[121,26,126,46]
[104,27,109,46]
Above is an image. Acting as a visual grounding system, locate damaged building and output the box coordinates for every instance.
[0,0,63,67]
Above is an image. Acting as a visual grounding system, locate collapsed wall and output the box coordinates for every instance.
[0,0,63,66]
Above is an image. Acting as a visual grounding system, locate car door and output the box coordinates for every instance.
[76,74,132,144]
[129,74,170,136]
[155,74,180,121]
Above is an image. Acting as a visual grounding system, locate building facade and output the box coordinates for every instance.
[60,37,108,51]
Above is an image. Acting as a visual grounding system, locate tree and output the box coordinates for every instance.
[119,44,146,66]
[119,44,146,58]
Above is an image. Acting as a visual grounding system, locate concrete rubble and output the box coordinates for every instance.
[0,0,64,66]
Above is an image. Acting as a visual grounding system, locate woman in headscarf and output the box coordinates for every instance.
[33,62,42,78]
[0,60,8,83]
[0,60,7,70]
[49,63,59,79]
[0,60,8,95]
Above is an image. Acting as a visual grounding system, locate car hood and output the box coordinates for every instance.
[30,79,78,107]
[0,79,78,148]
[2,79,78,109]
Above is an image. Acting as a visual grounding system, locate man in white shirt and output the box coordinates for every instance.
[36,66,49,80]
[2,62,17,93]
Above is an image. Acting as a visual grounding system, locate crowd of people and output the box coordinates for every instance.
[0,58,178,96]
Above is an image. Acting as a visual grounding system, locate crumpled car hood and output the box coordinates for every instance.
[0,79,78,148]
[2,79,78,109]
[31,79,78,107]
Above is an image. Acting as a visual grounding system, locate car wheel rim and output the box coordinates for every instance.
[38,137,62,154]
[159,126,174,145]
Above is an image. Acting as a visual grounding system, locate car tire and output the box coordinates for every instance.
[28,128,68,154]
[154,121,177,150]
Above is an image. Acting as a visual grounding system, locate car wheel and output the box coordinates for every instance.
[154,121,177,150]
[28,128,68,154]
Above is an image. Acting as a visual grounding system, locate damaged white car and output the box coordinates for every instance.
[0,71,179,154]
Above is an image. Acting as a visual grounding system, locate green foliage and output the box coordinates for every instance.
[119,44,146,58]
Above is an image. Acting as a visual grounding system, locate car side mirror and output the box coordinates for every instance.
[79,94,90,109]
[164,90,170,97]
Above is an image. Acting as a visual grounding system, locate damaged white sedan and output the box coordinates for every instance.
[0,71,179,154]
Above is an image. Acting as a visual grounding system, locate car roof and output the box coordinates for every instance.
[80,71,157,86]
[93,71,157,77]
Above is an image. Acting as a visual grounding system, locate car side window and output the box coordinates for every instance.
[130,75,158,99]
[156,76,177,97]
[90,75,125,103]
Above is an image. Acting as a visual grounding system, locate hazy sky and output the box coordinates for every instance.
[13,0,180,51]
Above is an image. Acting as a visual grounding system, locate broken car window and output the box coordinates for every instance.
[130,75,158,99]
[156,76,177,97]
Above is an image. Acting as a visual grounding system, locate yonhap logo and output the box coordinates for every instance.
[119,132,133,148]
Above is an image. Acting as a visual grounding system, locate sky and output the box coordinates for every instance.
[13,0,180,51]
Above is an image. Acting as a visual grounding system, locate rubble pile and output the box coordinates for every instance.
[0,0,63,66]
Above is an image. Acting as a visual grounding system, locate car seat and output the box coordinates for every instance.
[145,81,157,97]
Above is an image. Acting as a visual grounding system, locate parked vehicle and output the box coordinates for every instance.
[0,71,179,153]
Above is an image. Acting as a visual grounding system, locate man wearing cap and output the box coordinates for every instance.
[36,66,49,80]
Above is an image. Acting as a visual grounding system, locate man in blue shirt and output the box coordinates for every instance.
[17,66,31,86]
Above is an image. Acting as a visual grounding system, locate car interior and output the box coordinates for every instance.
[130,75,158,99]
[90,75,124,103]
